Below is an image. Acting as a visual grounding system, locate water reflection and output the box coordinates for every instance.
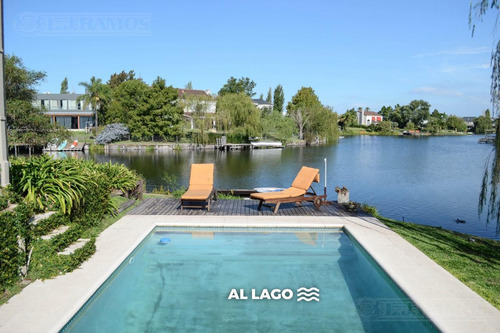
[77,136,497,239]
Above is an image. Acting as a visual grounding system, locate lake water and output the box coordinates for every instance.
[84,135,498,240]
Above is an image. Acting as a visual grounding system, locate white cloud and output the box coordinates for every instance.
[413,87,463,96]
[413,47,490,58]
[441,63,490,73]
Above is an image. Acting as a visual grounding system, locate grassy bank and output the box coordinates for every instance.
[376,214,500,310]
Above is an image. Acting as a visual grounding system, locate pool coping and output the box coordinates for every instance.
[0,215,499,333]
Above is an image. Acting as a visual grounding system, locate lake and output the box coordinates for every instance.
[83,135,498,240]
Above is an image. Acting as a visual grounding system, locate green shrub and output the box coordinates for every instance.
[32,213,70,238]
[97,162,140,192]
[0,202,33,291]
[10,155,90,214]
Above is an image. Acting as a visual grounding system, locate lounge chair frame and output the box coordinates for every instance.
[252,165,328,214]
[180,188,217,211]
[256,186,326,214]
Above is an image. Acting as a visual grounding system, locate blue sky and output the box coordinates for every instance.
[5,0,498,117]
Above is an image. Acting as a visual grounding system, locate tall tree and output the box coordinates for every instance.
[4,54,46,101]
[60,77,69,94]
[266,87,272,103]
[185,81,193,89]
[106,79,149,124]
[218,77,256,97]
[107,70,136,89]
[286,87,322,140]
[273,84,284,113]
[78,76,110,130]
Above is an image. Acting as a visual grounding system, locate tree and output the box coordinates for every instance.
[106,79,149,124]
[261,110,296,143]
[474,109,493,134]
[446,115,467,132]
[286,87,321,140]
[286,87,338,143]
[338,108,358,130]
[78,76,110,130]
[7,101,68,154]
[216,92,261,140]
[60,77,69,94]
[4,54,46,102]
[185,81,193,89]
[266,87,272,103]
[218,77,256,97]
[273,84,284,113]
[4,55,67,153]
[107,70,136,89]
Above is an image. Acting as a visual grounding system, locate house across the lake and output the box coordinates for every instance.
[34,93,94,130]
[357,109,383,126]
[177,89,216,130]
[251,98,273,111]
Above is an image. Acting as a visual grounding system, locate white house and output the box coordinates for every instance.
[251,98,273,111]
[177,89,216,130]
[34,93,94,130]
[357,109,383,126]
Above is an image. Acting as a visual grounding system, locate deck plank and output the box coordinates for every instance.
[127,198,358,217]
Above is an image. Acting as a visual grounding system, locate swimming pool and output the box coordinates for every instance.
[61,227,437,332]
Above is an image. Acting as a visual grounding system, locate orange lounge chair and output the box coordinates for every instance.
[181,163,216,211]
[250,166,325,214]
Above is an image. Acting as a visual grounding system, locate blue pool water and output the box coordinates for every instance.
[62,228,437,332]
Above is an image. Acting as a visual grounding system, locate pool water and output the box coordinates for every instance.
[62,228,437,332]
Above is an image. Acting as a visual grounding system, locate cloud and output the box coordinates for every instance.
[413,47,489,58]
[413,87,463,96]
[441,63,490,73]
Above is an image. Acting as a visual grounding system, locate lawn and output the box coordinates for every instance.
[378,215,500,310]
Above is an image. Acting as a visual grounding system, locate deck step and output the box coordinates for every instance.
[32,211,57,225]
[58,238,91,255]
[41,225,69,240]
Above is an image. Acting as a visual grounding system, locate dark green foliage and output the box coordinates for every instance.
[4,54,46,102]
[28,235,96,280]
[107,70,136,89]
[273,84,285,113]
[446,115,468,132]
[32,213,69,238]
[60,77,69,94]
[0,212,23,290]
[0,202,33,291]
[218,76,256,97]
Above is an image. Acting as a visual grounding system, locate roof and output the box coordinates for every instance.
[361,110,381,116]
[251,98,272,106]
[462,117,476,122]
[177,89,210,99]
[36,93,83,100]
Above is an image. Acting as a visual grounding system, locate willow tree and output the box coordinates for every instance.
[216,92,261,141]
[470,0,500,226]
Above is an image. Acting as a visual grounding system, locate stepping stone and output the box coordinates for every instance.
[58,238,91,256]
[41,225,69,240]
[32,211,57,225]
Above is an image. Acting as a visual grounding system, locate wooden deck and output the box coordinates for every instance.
[127,198,361,217]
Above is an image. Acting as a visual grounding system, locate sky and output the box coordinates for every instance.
[4,0,499,117]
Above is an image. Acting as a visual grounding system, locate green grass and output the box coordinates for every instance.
[377,214,500,310]
[69,131,95,143]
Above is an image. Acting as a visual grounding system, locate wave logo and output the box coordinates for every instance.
[296,287,320,302]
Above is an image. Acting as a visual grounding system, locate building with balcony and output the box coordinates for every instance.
[34,93,95,130]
